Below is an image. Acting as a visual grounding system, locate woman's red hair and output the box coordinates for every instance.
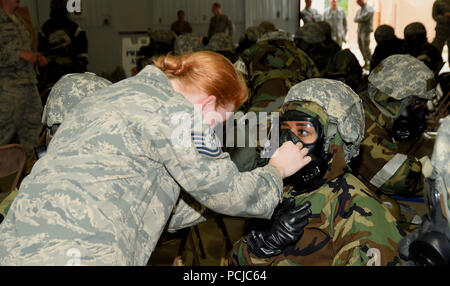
[153,51,248,109]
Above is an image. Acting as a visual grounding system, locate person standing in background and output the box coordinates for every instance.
[170,10,192,36]
[354,0,374,69]
[300,0,322,25]
[207,3,233,42]
[0,0,47,156]
[323,0,348,47]
[431,0,450,60]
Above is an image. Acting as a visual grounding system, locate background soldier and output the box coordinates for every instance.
[230,79,404,266]
[370,25,405,72]
[352,54,437,197]
[170,10,192,36]
[0,0,47,156]
[323,0,348,47]
[354,0,374,69]
[207,3,233,42]
[300,0,322,25]
[431,0,450,60]
[38,0,88,92]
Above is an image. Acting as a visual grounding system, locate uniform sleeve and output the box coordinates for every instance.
[229,236,276,266]
[331,193,403,266]
[166,195,208,233]
[354,7,374,23]
[146,116,284,219]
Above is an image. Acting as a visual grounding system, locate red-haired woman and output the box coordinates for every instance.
[0,51,311,265]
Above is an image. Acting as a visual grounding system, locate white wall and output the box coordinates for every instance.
[20,0,299,76]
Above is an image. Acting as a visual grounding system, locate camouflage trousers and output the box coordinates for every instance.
[0,84,43,155]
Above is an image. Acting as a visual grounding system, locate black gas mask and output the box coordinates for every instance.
[399,175,450,266]
[279,111,329,192]
[392,99,427,142]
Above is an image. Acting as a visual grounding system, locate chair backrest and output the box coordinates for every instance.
[0,144,26,193]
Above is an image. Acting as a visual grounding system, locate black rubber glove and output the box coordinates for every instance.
[246,198,312,258]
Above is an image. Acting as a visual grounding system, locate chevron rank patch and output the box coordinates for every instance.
[191,130,222,158]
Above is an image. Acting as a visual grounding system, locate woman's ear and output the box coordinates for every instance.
[202,95,217,113]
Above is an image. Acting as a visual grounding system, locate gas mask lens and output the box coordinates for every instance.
[280,121,318,146]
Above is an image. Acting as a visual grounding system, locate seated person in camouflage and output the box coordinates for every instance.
[324,48,366,94]
[207,32,237,62]
[352,55,438,197]
[294,23,329,75]
[41,72,112,149]
[235,30,319,114]
[0,73,111,225]
[403,22,444,75]
[228,30,319,172]
[174,33,204,56]
[370,25,405,72]
[236,26,261,56]
[136,30,177,72]
[398,116,450,266]
[229,79,404,266]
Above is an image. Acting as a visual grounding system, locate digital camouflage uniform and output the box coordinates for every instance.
[0,65,284,266]
[353,55,437,197]
[230,79,404,266]
[174,33,204,56]
[431,0,450,59]
[300,7,322,24]
[323,6,347,47]
[0,7,43,155]
[354,3,374,66]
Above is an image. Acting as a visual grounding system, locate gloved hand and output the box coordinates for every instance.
[246,198,312,258]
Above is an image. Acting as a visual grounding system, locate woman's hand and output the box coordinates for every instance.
[269,141,311,179]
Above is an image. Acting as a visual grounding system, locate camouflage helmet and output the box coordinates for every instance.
[258,21,277,35]
[245,26,261,42]
[369,54,436,101]
[174,33,204,55]
[208,33,234,52]
[283,78,365,162]
[258,30,291,43]
[150,30,177,44]
[294,23,326,44]
[374,25,396,44]
[42,73,112,127]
